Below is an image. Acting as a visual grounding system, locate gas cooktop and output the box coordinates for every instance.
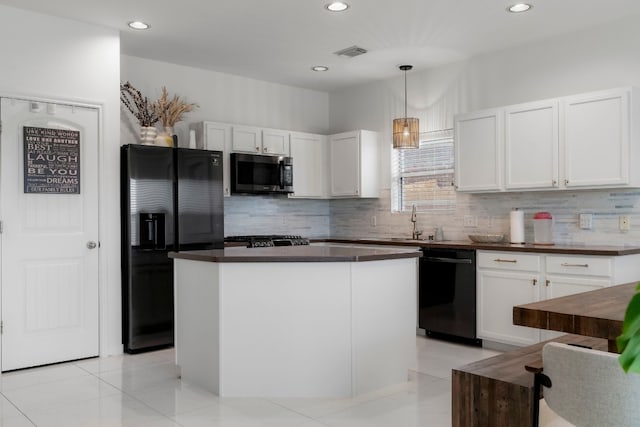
[224,235,310,248]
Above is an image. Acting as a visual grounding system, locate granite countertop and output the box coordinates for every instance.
[314,238,640,256]
[169,245,421,263]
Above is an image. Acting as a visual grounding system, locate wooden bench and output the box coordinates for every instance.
[451,335,607,426]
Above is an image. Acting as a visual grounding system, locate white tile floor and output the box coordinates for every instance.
[0,336,500,426]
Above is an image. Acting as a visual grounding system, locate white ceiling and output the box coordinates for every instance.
[2,0,640,92]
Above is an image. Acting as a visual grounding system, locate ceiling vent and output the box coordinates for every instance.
[333,45,368,58]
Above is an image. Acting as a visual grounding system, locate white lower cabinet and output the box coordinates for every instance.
[477,269,541,346]
[539,275,609,341]
[477,250,640,347]
[477,252,542,346]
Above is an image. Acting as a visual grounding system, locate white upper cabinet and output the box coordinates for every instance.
[329,130,379,198]
[190,121,232,197]
[231,125,290,156]
[505,100,559,190]
[231,125,262,153]
[289,132,327,199]
[262,128,290,156]
[562,88,632,188]
[454,109,503,192]
[192,121,378,199]
[456,87,640,193]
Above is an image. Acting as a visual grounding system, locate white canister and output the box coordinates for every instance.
[533,212,554,245]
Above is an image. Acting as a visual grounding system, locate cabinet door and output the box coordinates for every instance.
[358,130,380,198]
[202,122,232,197]
[329,132,360,197]
[540,275,609,341]
[289,133,326,198]
[505,101,559,190]
[562,89,629,188]
[477,270,540,346]
[454,109,503,192]
[262,128,290,156]
[232,125,262,153]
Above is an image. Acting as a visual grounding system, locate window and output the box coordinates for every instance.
[392,129,455,212]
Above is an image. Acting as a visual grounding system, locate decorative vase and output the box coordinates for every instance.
[140,126,157,145]
[154,131,174,147]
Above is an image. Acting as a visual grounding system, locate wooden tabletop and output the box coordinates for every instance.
[513,282,637,351]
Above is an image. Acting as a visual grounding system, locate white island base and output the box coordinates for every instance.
[173,254,417,398]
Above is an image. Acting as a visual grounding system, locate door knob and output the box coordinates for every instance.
[87,241,97,249]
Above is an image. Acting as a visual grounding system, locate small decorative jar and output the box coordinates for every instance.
[154,131,174,147]
[140,126,157,145]
[164,126,177,147]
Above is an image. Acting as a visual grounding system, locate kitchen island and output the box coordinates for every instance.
[169,245,420,398]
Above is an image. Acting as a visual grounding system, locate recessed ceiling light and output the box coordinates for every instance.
[128,21,150,30]
[507,3,532,13]
[311,66,329,72]
[325,2,349,12]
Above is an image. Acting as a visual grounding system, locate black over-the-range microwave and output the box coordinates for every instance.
[230,152,293,195]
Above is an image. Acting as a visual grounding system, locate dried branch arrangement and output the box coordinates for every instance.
[120,81,159,127]
[155,86,198,128]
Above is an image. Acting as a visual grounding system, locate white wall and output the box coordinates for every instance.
[120,55,330,146]
[0,5,122,355]
[329,15,640,245]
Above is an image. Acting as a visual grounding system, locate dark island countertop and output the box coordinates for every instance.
[313,238,640,256]
[169,245,421,263]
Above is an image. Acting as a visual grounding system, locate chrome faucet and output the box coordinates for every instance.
[410,205,422,240]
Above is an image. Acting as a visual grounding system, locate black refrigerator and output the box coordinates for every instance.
[120,144,224,353]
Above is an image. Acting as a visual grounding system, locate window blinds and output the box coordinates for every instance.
[397,130,455,212]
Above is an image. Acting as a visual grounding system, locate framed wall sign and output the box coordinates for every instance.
[23,126,80,194]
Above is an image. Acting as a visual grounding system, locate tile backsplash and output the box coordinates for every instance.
[330,188,640,246]
[224,195,330,237]
[224,188,640,245]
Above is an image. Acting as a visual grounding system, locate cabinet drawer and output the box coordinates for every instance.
[477,251,541,272]
[545,255,612,277]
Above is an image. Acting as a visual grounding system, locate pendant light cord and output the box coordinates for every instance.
[403,69,408,121]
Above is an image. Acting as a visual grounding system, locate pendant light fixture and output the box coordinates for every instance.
[393,65,419,149]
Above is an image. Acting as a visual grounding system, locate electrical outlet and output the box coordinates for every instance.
[463,215,477,228]
[579,214,593,230]
[371,216,377,227]
[619,215,631,232]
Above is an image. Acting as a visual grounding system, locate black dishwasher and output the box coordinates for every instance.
[419,248,480,346]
